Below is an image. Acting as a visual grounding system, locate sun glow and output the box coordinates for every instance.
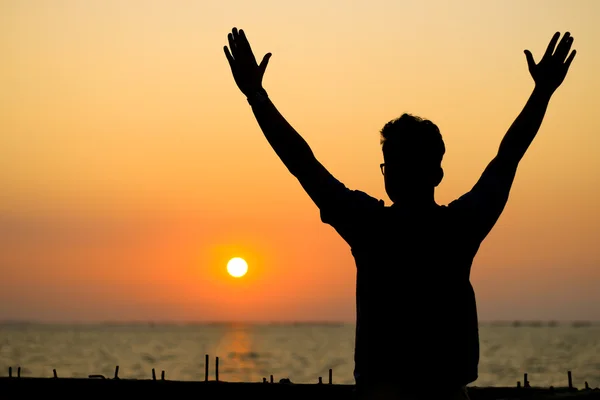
[227,257,248,278]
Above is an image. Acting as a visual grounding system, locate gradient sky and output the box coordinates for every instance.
[1,0,598,323]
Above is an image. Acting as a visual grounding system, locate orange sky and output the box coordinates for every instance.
[1,0,599,322]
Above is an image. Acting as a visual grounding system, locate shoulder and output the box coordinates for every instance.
[329,189,385,215]
[320,189,383,226]
[445,192,503,245]
[348,190,384,209]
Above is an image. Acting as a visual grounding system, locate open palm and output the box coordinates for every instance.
[524,32,576,94]
[224,27,271,97]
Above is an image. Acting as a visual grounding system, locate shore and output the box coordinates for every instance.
[1,377,599,399]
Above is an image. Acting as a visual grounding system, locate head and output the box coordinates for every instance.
[380,113,445,204]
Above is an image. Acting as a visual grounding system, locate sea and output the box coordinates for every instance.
[1,322,598,388]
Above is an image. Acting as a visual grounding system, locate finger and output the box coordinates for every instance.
[231,27,241,54]
[542,32,561,61]
[259,53,272,75]
[238,29,257,64]
[228,33,238,58]
[224,46,235,68]
[564,49,577,70]
[554,32,572,61]
[524,50,536,71]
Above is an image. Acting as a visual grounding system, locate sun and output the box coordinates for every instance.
[227,257,248,278]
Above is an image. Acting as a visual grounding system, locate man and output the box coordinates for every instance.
[223,29,576,399]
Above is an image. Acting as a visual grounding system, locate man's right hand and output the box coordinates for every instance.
[224,27,272,98]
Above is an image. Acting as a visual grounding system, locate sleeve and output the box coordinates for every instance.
[449,157,517,244]
[319,182,383,247]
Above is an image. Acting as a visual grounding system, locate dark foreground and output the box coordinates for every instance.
[1,378,599,399]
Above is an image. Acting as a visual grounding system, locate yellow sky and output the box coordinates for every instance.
[1,0,599,322]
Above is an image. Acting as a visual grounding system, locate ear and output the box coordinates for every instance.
[433,166,444,187]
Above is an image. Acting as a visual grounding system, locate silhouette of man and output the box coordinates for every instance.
[224,29,576,399]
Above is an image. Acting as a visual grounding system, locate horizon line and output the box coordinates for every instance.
[0,319,598,326]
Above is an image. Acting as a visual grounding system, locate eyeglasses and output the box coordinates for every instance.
[380,163,385,176]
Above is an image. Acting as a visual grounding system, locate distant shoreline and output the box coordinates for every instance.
[0,320,598,327]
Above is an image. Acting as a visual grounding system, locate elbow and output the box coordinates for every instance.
[283,149,318,178]
[496,143,524,168]
[495,152,521,167]
[488,153,520,179]
[287,156,318,179]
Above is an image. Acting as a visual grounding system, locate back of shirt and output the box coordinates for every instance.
[308,154,515,388]
[321,191,488,388]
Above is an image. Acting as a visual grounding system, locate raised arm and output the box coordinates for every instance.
[496,31,576,166]
[223,27,346,210]
[457,32,577,239]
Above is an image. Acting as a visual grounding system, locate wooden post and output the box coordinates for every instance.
[8,367,12,378]
[568,371,573,389]
[53,369,57,378]
[152,368,156,380]
[161,370,165,380]
[205,354,209,382]
[215,357,219,382]
[114,365,119,379]
[329,369,332,384]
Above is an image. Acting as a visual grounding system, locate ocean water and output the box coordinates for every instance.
[0,322,598,387]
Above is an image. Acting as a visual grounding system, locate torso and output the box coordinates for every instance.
[350,204,481,387]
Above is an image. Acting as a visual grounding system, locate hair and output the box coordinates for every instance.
[380,113,445,162]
